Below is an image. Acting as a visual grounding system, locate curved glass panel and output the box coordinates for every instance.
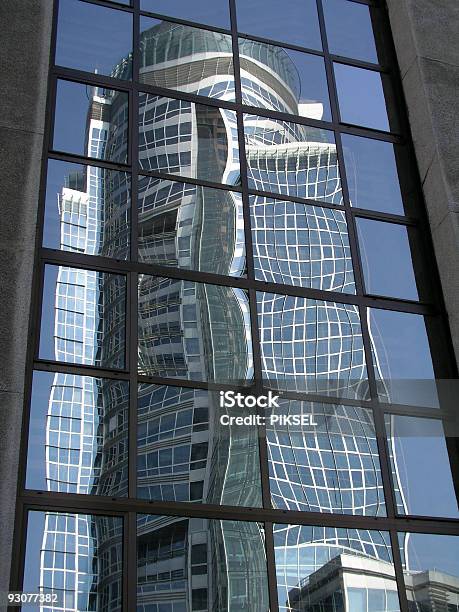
[257,291,369,399]
[137,385,262,505]
[138,94,240,185]
[39,264,126,369]
[54,80,129,163]
[137,515,269,611]
[250,195,355,292]
[238,38,331,120]
[26,370,128,496]
[138,277,253,383]
[56,0,132,79]
[244,114,342,204]
[138,177,245,276]
[140,18,235,101]
[274,524,399,612]
[23,511,123,611]
[43,159,130,260]
[267,401,386,516]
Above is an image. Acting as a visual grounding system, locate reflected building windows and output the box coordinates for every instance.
[274,524,399,612]
[138,177,245,276]
[257,292,368,399]
[251,196,355,292]
[137,385,262,506]
[138,277,253,383]
[137,515,269,612]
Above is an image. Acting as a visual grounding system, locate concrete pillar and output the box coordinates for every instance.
[386,0,459,367]
[0,0,52,596]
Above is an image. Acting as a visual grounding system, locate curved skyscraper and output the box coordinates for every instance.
[41,17,407,612]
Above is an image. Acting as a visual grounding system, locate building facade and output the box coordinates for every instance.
[1,1,459,611]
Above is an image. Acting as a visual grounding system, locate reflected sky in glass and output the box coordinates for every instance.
[334,63,389,131]
[54,80,129,163]
[399,532,459,578]
[342,134,405,214]
[323,0,378,63]
[274,523,398,612]
[387,415,458,518]
[267,401,386,516]
[235,0,322,50]
[250,195,355,293]
[138,277,253,383]
[138,176,245,276]
[26,370,129,496]
[56,0,132,78]
[357,218,418,301]
[43,159,130,259]
[140,17,235,100]
[137,385,262,505]
[141,0,230,29]
[370,308,437,407]
[137,515,269,610]
[238,38,331,120]
[39,264,126,369]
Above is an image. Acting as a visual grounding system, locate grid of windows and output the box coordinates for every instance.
[13,0,459,611]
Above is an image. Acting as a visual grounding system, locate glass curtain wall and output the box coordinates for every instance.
[13,0,459,611]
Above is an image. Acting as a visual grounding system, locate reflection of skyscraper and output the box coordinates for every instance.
[43,21,407,612]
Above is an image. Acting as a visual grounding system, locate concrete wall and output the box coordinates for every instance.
[386,0,459,367]
[0,0,52,596]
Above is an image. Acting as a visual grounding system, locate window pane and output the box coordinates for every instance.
[138,277,253,383]
[274,524,399,612]
[239,38,331,120]
[138,94,240,185]
[23,511,123,611]
[39,265,126,369]
[334,63,390,131]
[43,159,130,259]
[387,415,459,518]
[26,371,128,496]
[137,385,262,505]
[244,114,342,204]
[138,176,245,276]
[342,134,405,215]
[250,196,355,293]
[141,0,230,29]
[267,401,386,516]
[54,80,129,163]
[356,218,418,301]
[398,532,459,612]
[323,0,378,63]
[369,309,437,407]
[257,292,369,399]
[140,18,235,101]
[235,0,322,50]
[137,515,269,611]
[56,0,132,79]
